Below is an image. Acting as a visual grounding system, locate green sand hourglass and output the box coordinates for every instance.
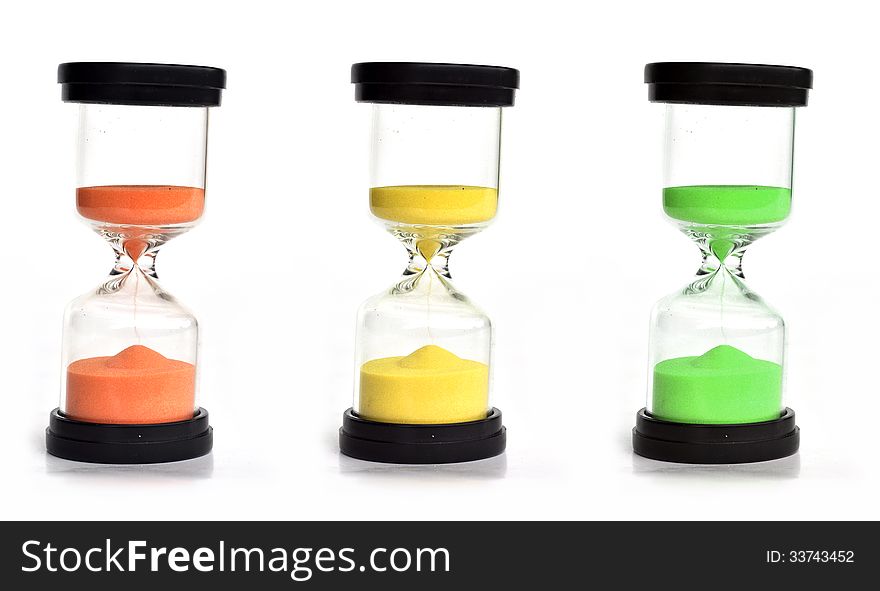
[632,62,812,464]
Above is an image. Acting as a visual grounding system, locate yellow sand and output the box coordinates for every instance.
[370,185,498,225]
[359,345,489,424]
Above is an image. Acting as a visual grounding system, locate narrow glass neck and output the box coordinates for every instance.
[401,233,456,277]
[389,227,468,295]
[111,239,159,279]
[698,239,745,279]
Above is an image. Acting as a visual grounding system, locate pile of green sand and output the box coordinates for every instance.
[652,344,782,424]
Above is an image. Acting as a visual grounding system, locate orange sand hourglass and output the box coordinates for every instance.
[46,62,225,463]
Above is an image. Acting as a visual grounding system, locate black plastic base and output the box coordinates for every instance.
[633,407,799,464]
[339,408,506,464]
[46,408,213,464]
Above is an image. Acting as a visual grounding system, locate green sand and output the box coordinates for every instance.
[663,185,791,226]
[652,345,782,424]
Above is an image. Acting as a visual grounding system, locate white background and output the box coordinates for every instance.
[1,0,874,521]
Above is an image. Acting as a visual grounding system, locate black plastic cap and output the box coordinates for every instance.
[632,407,799,464]
[59,62,226,107]
[340,407,506,464]
[46,407,213,464]
[352,62,519,107]
[645,62,812,107]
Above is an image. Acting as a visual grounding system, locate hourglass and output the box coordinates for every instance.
[339,62,519,464]
[46,62,225,463]
[632,62,812,464]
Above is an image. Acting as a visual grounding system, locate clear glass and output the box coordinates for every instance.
[353,103,502,425]
[59,103,209,425]
[646,103,796,425]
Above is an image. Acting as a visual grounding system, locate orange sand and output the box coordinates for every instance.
[76,185,205,225]
[66,345,196,424]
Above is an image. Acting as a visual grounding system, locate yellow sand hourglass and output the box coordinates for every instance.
[339,62,519,464]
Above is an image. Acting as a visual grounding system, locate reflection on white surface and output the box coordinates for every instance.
[338,452,507,480]
[632,452,801,480]
[45,452,214,480]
